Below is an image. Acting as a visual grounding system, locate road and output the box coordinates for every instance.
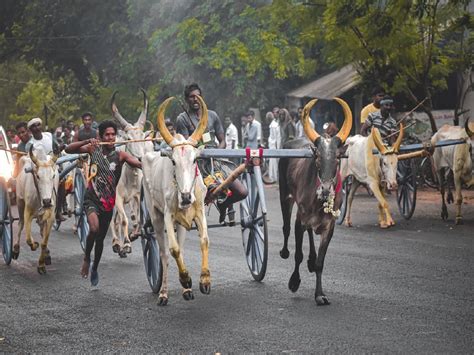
[0,186,473,353]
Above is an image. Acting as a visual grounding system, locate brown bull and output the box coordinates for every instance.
[279,98,352,305]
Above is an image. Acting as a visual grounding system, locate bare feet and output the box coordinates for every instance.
[81,258,90,279]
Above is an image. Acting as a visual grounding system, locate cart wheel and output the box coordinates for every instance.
[0,178,13,265]
[140,187,162,294]
[336,176,352,225]
[397,159,417,220]
[240,167,268,281]
[74,169,88,251]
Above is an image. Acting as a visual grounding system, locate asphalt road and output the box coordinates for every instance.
[0,186,473,353]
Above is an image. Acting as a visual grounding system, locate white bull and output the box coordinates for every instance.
[14,147,59,273]
[431,120,474,224]
[341,125,403,228]
[111,89,154,256]
[142,96,210,306]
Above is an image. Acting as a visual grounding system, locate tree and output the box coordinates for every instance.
[323,0,473,133]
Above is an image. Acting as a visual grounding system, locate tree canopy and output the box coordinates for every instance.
[0,0,471,131]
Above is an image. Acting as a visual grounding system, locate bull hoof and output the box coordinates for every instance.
[455,217,463,225]
[182,289,194,301]
[37,266,47,274]
[12,245,19,260]
[307,258,316,273]
[344,219,353,227]
[28,241,39,251]
[112,244,121,254]
[158,296,168,306]
[122,245,132,254]
[288,273,301,293]
[199,282,211,295]
[118,250,127,258]
[379,222,389,229]
[179,275,192,289]
[315,295,330,306]
[280,248,290,259]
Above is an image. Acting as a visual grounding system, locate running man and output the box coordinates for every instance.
[65,120,141,286]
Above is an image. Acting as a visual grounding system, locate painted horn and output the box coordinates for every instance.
[334,97,353,143]
[372,127,388,155]
[393,123,404,152]
[302,99,320,143]
[157,97,178,147]
[465,117,473,138]
[188,95,208,146]
[29,145,39,166]
[136,88,148,129]
[111,91,131,129]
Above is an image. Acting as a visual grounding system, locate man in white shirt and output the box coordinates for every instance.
[224,116,238,149]
[25,117,56,154]
[267,112,281,183]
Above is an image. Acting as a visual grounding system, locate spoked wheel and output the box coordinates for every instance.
[0,178,13,265]
[74,169,88,251]
[140,187,162,294]
[336,176,352,225]
[239,166,268,281]
[419,156,438,189]
[397,159,417,220]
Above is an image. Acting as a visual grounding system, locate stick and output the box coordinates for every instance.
[385,121,417,139]
[397,149,430,160]
[0,147,28,155]
[98,137,162,145]
[208,163,247,199]
[395,97,428,125]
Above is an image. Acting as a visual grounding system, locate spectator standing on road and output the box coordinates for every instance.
[224,116,238,149]
[360,87,386,123]
[267,112,281,183]
[245,111,262,149]
[278,108,296,147]
[75,112,97,142]
[240,114,248,147]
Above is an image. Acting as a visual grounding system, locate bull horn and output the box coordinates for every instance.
[157,97,178,147]
[29,145,39,166]
[302,99,320,143]
[144,120,154,132]
[393,123,404,152]
[111,91,131,129]
[334,97,353,143]
[188,95,208,146]
[136,88,148,129]
[372,128,388,155]
[465,117,473,138]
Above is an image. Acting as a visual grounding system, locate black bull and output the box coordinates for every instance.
[278,136,343,305]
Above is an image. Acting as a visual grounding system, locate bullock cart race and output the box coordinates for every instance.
[3,92,471,306]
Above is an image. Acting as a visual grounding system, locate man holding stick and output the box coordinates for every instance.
[65,120,141,286]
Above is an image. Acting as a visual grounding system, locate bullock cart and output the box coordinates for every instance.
[138,146,331,293]
[336,138,469,224]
